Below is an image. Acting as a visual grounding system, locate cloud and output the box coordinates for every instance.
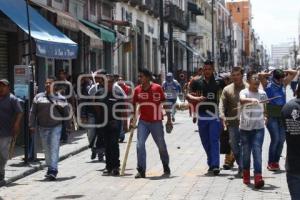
[250,0,299,48]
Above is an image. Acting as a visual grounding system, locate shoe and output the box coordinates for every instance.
[45,169,57,181]
[223,164,232,170]
[207,167,213,173]
[91,152,96,160]
[172,117,175,122]
[163,164,171,176]
[119,137,125,143]
[254,174,265,189]
[267,163,279,171]
[243,170,250,185]
[102,169,112,176]
[212,167,220,176]
[192,117,197,124]
[274,162,280,170]
[135,168,146,179]
[111,168,120,176]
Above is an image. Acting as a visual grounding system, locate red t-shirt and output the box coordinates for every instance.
[133,83,166,122]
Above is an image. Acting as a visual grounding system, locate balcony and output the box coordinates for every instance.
[129,0,143,7]
[144,0,156,14]
[164,2,189,30]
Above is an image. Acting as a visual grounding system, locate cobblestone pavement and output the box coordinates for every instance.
[0,109,291,200]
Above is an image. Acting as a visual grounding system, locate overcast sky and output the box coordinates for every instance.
[250,0,299,50]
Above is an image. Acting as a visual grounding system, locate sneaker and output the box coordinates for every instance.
[47,173,57,181]
[223,164,232,170]
[91,151,96,160]
[163,165,171,176]
[0,172,5,181]
[172,117,175,122]
[213,167,220,176]
[111,168,120,176]
[267,163,279,171]
[243,170,250,185]
[254,174,265,189]
[207,167,213,173]
[135,169,146,179]
[192,117,197,124]
[274,163,280,170]
[102,169,112,176]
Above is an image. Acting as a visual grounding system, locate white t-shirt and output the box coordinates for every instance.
[239,88,268,131]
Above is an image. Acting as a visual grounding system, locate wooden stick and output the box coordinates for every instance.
[233,96,282,110]
[8,137,17,159]
[120,118,136,176]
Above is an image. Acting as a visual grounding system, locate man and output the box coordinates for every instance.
[0,79,23,183]
[219,67,246,175]
[29,77,70,180]
[281,84,300,200]
[131,68,172,178]
[259,68,297,171]
[187,60,224,175]
[97,75,124,176]
[162,72,181,122]
[239,71,267,189]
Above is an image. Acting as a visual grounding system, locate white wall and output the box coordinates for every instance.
[31,0,47,5]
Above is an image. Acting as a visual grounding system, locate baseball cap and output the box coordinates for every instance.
[166,72,173,77]
[0,79,10,86]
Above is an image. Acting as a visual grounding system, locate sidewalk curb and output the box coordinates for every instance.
[1,144,89,187]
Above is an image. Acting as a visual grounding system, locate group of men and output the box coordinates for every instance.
[1,61,300,198]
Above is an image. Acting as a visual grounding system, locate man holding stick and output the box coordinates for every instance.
[259,68,297,171]
[130,68,172,178]
[0,79,23,182]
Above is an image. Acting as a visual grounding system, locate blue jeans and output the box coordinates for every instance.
[136,120,169,171]
[198,113,221,168]
[240,128,264,174]
[228,126,243,170]
[287,173,300,200]
[266,117,285,163]
[39,125,62,173]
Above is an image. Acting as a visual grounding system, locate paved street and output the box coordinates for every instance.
[0,110,291,200]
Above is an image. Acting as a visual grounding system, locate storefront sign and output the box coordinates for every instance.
[57,16,79,31]
[14,65,31,100]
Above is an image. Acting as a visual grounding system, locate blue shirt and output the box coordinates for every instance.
[265,79,286,106]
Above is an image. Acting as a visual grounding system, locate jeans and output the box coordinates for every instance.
[137,120,169,171]
[228,126,243,170]
[39,125,62,173]
[166,99,177,118]
[287,172,300,200]
[104,120,121,170]
[0,137,12,179]
[266,117,285,164]
[240,128,264,174]
[198,113,221,168]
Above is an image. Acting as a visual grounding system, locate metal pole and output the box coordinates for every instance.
[160,0,166,78]
[168,23,173,73]
[25,0,36,163]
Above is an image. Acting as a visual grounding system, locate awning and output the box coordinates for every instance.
[0,0,78,59]
[176,39,205,61]
[80,19,116,43]
[31,1,103,49]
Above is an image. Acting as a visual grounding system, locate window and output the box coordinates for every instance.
[237,7,240,12]
[90,0,96,16]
